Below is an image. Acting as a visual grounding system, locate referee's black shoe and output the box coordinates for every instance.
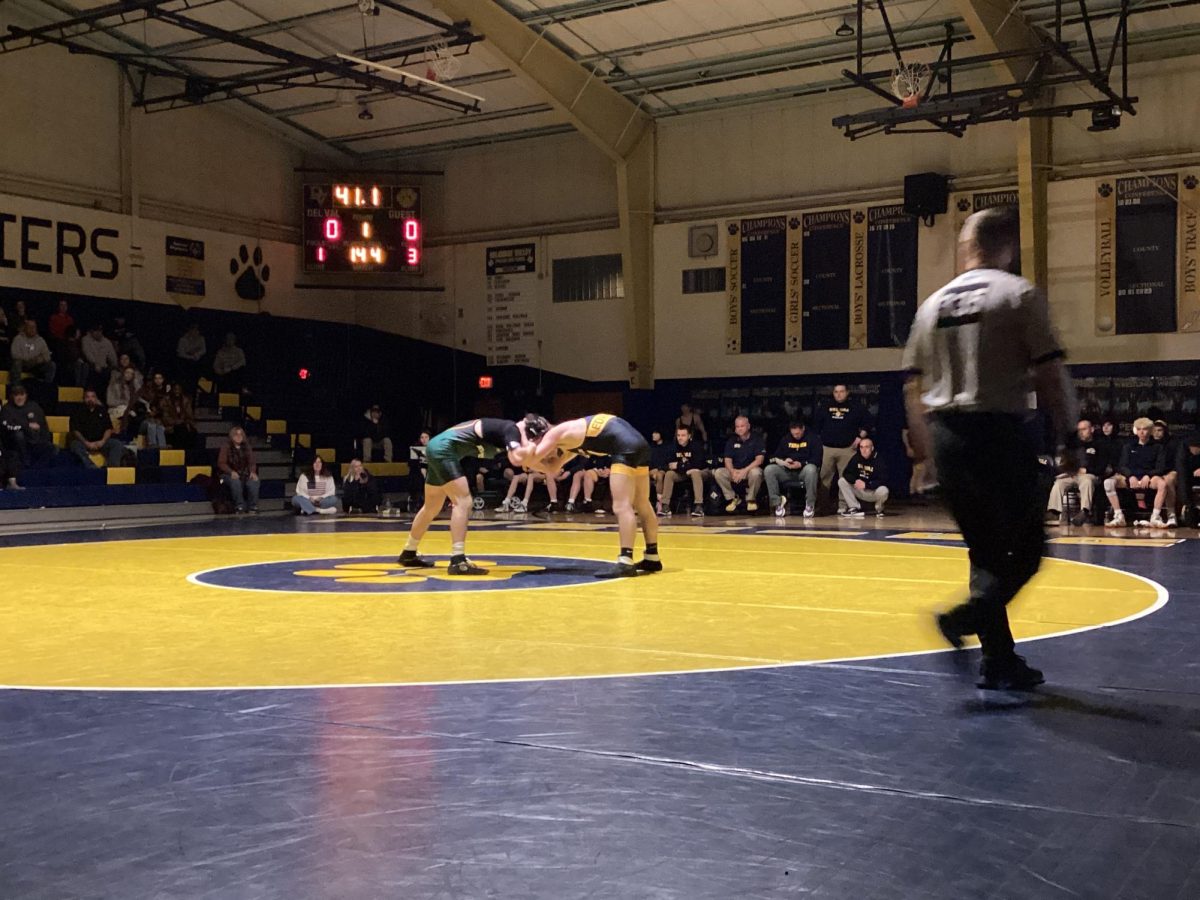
[595,561,638,579]
[935,612,965,650]
[978,655,1044,691]
[635,558,663,574]
[398,550,435,568]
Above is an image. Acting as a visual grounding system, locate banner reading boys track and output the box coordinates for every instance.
[801,209,851,351]
[865,204,918,347]
[1094,173,1191,335]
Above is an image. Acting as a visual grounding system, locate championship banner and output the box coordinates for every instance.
[865,204,919,347]
[952,188,1021,234]
[1094,173,1179,335]
[1179,173,1199,332]
[801,209,851,351]
[785,216,802,351]
[736,215,787,353]
[485,243,538,366]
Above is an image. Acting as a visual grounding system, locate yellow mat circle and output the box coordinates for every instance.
[0,530,1164,689]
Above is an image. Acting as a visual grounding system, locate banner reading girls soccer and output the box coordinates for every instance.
[1094,171,1199,335]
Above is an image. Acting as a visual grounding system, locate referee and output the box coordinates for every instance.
[903,207,1076,691]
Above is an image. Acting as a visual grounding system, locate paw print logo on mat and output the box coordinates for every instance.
[230,245,270,300]
[1097,183,1113,198]
[294,560,544,585]
[1185,175,1198,190]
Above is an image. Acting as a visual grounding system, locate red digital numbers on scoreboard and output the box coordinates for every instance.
[304,183,423,274]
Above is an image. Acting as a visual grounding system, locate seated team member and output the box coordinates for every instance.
[1152,419,1181,527]
[837,436,889,518]
[648,430,674,513]
[714,416,765,513]
[399,415,547,575]
[764,419,822,518]
[675,403,708,444]
[291,455,339,516]
[1103,416,1169,528]
[217,425,259,514]
[564,454,597,513]
[496,467,538,513]
[659,425,709,518]
[342,458,382,514]
[1,384,56,469]
[69,388,125,469]
[1179,435,1200,527]
[1047,418,1109,526]
[528,413,660,577]
[361,405,393,463]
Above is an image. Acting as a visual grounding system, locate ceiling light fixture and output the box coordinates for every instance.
[836,17,854,37]
[358,104,374,121]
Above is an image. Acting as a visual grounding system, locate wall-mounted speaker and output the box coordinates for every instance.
[904,172,949,220]
[688,224,718,258]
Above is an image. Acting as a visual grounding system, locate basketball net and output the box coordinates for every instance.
[891,62,929,109]
[423,36,460,83]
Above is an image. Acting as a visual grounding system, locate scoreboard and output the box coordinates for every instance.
[303,183,422,273]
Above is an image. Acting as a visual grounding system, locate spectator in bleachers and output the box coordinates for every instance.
[218,426,259,514]
[714,415,765,513]
[765,419,822,519]
[134,371,168,449]
[1047,418,1110,526]
[69,388,125,469]
[58,325,88,387]
[659,425,709,518]
[1103,417,1168,528]
[82,323,118,390]
[1,384,55,469]
[110,317,146,372]
[361,404,393,462]
[116,353,143,392]
[837,436,889,518]
[292,455,339,516]
[175,322,207,391]
[212,333,248,395]
[342,458,382,514]
[675,403,708,444]
[816,384,872,512]
[48,299,74,345]
[10,319,55,385]
[11,299,28,330]
[1152,420,1182,528]
[160,382,198,450]
[106,366,136,429]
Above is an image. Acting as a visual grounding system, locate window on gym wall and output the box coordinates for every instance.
[552,254,624,302]
[682,267,726,294]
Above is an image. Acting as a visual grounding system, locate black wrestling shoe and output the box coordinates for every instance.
[635,559,663,574]
[934,612,965,650]
[594,562,638,579]
[397,550,435,568]
[446,559,487,576]
[977,655,1044,691]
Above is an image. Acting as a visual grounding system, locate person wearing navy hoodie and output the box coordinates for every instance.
[836,436,889,517]
[1103,417,1168,527]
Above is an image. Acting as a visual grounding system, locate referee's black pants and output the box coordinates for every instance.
[931,412,1044,662]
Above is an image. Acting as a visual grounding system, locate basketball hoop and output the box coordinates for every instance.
[423,36,461,83]
[891,61,929,109]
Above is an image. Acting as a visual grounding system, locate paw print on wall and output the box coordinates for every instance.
[788,217,801,230]
[230,245,270,301]
[727,223,740,235]
[956,198,971,212]
[1185,175,1198,190]
[853,210,865,224]
[1097,183,1113,198]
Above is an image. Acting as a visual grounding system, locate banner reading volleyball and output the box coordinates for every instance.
[1094,172,1190,335]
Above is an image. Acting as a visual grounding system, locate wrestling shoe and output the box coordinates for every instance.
[594,561,638,578]
[565,501,577,513]
[977,655,1044,691]
[397,550,435,568]
[635,559,663,574]
[446,558,487,576]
